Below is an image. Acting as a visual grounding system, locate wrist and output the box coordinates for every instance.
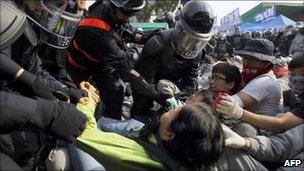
[243,138,252,151]
[18,70,36,85]
[235,106,244,119]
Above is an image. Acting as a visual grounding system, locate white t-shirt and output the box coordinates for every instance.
[233,72,284,116]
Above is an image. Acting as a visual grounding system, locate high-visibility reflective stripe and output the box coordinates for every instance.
[67,53,87,70]
[79,18,111,32]
[73,40,101,62]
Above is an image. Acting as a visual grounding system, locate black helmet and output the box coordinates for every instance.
[264,30,273,37]
[109,0,146,16]
[171,0,215,59]
[16,0,82,49]
[253,31,262,38]
[234,26,241,35]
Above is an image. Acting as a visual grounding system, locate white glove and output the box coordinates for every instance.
[215,95,244,119]
[221,124,246,149]
[166,97,185,110]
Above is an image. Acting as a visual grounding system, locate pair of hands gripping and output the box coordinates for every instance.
[78,81,100,107]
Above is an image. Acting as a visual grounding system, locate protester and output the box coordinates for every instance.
[73,83,225,170]
[216,52,303,133]
[219,39,284,137]
[209,62,242,95]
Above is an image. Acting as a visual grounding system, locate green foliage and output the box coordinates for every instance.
[136,0,180,22]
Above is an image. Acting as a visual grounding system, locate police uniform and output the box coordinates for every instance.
[68,2,143,119]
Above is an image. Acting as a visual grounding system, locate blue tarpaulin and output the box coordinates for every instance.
[240,14,295,32]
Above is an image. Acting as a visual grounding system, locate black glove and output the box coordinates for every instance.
[37,98,87,143]
[18,70,57,100]
[155,91,173,106]
[61,87,88,104]
[118,25,136,43]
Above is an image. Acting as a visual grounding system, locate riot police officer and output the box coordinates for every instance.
[68,0,159,119]
[6,0,87,103]
[0,1,87,170]
[252,30,263,38]
[228,26,243,50]
[263,29,275,42]
[132,0,215,115]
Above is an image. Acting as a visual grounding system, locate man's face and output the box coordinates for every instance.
[209,73,233,93]
[158,108,181,141]
[77,0,86,10]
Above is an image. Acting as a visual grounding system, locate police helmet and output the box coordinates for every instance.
[16,0,82,49]
[109,0,146,16]
[234,26,241,35]
[171,0,215,59]
[253,31,262,38]
[242,31,252,39]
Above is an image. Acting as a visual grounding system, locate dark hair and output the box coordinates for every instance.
[212,62,241,94]
[289,51,304,70]
[194,90,216,105]
[167,103,225,169]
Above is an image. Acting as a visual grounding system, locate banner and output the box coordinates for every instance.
[220,8,241,28]
[254,5,276,23]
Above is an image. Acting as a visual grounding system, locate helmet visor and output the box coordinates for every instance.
[24,0,82,49]
[171,19,212,59]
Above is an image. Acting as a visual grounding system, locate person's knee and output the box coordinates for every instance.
[45,147,70,171]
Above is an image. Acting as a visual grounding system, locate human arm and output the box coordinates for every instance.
[222,124,304,162]
[75,28,137,73]
[0,91,87,143]
[216,95,303,132]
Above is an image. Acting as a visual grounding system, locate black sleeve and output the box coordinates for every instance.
[180,53,202,92]
[135,35,163,84]
[0,46,23,80]
[75,28,135,72]
[12,47,67,91]
[0,91,38,133]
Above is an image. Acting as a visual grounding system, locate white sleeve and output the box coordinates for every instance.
[241,76,272,102]
[232,94,244,108]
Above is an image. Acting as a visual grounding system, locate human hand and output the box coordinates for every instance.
[37,99,87,143]
[215,95,243,119]
[79,82,100,106]
[221,124,246,149]
[166,97,185,110]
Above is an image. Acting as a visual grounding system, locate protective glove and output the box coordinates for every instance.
[166,97,185,110]
[155,91,173,107]
[37,98,87,143]
[221,124,246,149]
[215,95,243,119]
[119,24,136,42]
[18,70,57,101]
[62,87,88,104]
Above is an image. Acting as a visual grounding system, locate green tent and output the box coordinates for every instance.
[132,22,169,32]
[241,2,303,24]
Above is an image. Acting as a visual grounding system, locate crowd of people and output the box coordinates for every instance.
[0,0,303,171]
